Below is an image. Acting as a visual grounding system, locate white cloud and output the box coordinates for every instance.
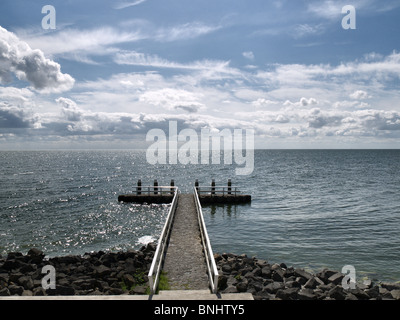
[242,51,255,60]
[114,0,148,10]
[0,27,75,93]
[139,88,205,113]
[349,90,370,100]
[154,22,221,42]
[19,27,143,57]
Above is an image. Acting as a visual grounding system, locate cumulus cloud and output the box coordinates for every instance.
[56,97,84,122]
[139,88,205,113]
[0,26,75,93]
[350,90,370,100]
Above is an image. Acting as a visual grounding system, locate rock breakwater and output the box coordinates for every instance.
[214,252,400,300]
[1,245,399,300]
[0,244,156,296]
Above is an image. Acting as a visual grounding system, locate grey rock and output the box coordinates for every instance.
[122,274,135,288]
[304,276,324,289]
[236,279,249,292]
[33,287,46,296]
[285,280,301,288]
[381,282,400,291]
[0,288,11,296]
[264,282,284,294]
[391,290,400,300]
[272,269,285,282]
[223,285,238,294]
[345,293,358,300]
[261,266,271,278]
[130,285,147,295]
[348,288,370,300]
[328,272,344,285]
[276,287,299,300]
[18,276,34,290]
[298,288,317,300]
[318,269,337,283]
[365,285,380,299]
[294,268,313,281]
[221,264,232,274]
[22,290,33,296]
[328,286,346,300]
[8,284,24,295]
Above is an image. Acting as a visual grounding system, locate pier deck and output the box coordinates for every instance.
[119,181,251,295]
[162,194,210,290]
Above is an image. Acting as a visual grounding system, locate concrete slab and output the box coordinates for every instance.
[0,291,254,301]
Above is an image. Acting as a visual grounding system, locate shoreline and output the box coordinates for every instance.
[1,245,399,300]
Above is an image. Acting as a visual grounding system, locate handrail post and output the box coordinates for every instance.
[211,179,215,195]
[228,179,231,195]
[154,179,158,195]
[170,179,174,195]
[137,179,141,195]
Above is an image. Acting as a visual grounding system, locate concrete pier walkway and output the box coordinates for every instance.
[162,194,210,290]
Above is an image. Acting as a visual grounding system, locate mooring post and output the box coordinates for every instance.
[137,179,142,195]
[228,179,232,195]
[154,179,158,195]
[195,179,199,193]
[170,179,175,195]
[211,179,215,195]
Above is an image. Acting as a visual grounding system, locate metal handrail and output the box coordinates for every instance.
[196,186,241,196]
[131,186,177,195]
[148,187,179,294]
[193,187,219,293]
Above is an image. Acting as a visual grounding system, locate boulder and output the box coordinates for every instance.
[236,279,249,293]
[261,266,272,279]
[0,288,11,296]
[18,276,34,290]
[318,269,337,283]
[391,290,400,300]
[276,287,299,300]
[264,282,284,294]
[294,268,313,281]
[328,272,344,285]
[381,282,400,291]
[298,288,317,300]
[217,275,228,290]
[328,286,347,300]
[122,274,136,288]
[304,276,324,289]
[8,284,24,295]
[272,269,285,282]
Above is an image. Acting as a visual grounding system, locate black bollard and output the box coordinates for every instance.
[137,179,142,195]
[154,179,158,195]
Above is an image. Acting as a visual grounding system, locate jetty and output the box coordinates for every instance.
[118,180,252,299]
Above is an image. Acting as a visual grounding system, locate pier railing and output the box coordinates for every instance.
[130,185,177,195]
[148,187,179,294]
[193,187,219,293]
[195,186,241,196]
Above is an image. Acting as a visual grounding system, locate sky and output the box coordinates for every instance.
[0,0,400,149]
